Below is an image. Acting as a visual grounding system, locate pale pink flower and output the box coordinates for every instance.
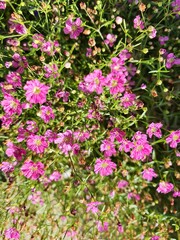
[157,181,174,194]
[97,221,109,232]
[49,171,61,181]
[146,122,163,138]
[0,1,6,9]
[24,79,49,104]
[4,228,20,239]
[86,201,102,214]
[21,160,45,180]
[63,17,84,39]
[38,105,55,123]
[100,139,116,157]
[0,162,14,173]
[27,135,48,154]
[104,34,117,47]
[28,190,44,205]
[166,130,180,148]
[142,168,158,181]
[94,158,116,176]
[148,26,157,39]
[133,15,144,30]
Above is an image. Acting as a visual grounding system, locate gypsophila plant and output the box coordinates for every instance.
[0,0,180,239]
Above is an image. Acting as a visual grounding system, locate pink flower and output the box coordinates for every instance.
[6,141,26,161]
[55,90,70,102]
[148,26,157,39]
[8,13,27,35]
[21,160,45,180]
[24,79,49,104]
[159,36,169,45]
[146,122,163,138]
[94,158,116,176]
[49,171,61,181]
[142,168,158,181]
[63,17,84,39]
[173,191,180,198]
[104,34,117,47]
[44,63,60,78]
[0,1,6,10]
[97,221,109,232]
[151,236,160,240]
[4,228,20,239]
[117,180,129,189]
[54,130,74,155]
[133,15,145,30]
[32,33,45,48]
[1,94,22,116]
[82,69,106,95]
[106,72,126,95]
[11,53,28,74]
[28,190,44,205]
[0,162,14,173]
[157,181,174,194]
[73,130,90,142]
[27,135,48,154]
[120,92,136,108]
[117,223,124,233]
[166,130,180,148]
[86,201,102,214]
[119,139,134,153]
[6,72,22,88]
[44,130,57,143]
[127,192,140,201]
[109,128,125,143]
[100,139,116,157]
[38,105,55,123]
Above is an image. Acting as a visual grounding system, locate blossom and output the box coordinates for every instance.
[146,122,163,138]
[54,130,74,155]
[97,221,109,232]
[8,13,27,35]
[151,236,160,240]
[24,79,49,104]
[166,130,180,148]
[100,139,116,157]
[130,141,152,160]
[4,228,20,240]
[156,181,174,194]
[37,105,55,123]
[142,168,158,181]
[148,26,157,39]
[28,190,44,205]
[55,90,70,102]
[173,191,180,197]
[27,135,48,154]
[44,129,57,143]
[86,201,102,214]
[127,192,140,201]
[11,53,28,74]
[120,92,136,108]
[109,128,125,143]
[165,53,176,69]
[49,171,61,181]
[0,1,6,10]
[117,223,124,233]
[6,72,22,88]
[94,158,116,176]
[133,15,144,30]
[159,36,169,45]
[117,180,129,189]
[32,33,45,48]
[0,161,15,173]
[106,72,126,95]
[6,141,26,161]
[63,17,84,39]
[104,34,117,47]
[21,160,45,180]
[82,69,106,95]
[44,63,60,78]
[1,94,22,116]
[119,139,134,153]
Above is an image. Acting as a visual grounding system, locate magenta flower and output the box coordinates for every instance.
[173,191,180,198]
[24,79,49,104]
[44,63,60,79]
[6,72,22,88]
[82,69,106,95]
[119,139,134,153]
[6,141,26,161]
[1,94,22,116]
[159,36,169,45]
[166,130,180,148]
[148,26,157,39]
[38,105,55,123]
[63,17,84,39]
[86,201,102,214]
[27,135,48,154]
[55,90,70,102]
[157,181,174,194]
[11,53,28,74]
[8,13,27,35]
[133,15,145,30]
[21,160,45,180]
[146,122,163,138]
[32,33,45,48]
[44,130,57,143]
[106,72,126,95]
[0,162,15,173]
[104,34,117,47]
[4,228,20,240]
[54,130,74,155]
[97,221,109,232]
[49,171,61,181]
[120,92,136,108]
[100,139,116,157]
[94,158,116,176]
[109,128,125,143]
[142,168,158,181]
[151,236,160,240]
[117,180,129,189]
[0,1,6,9]
[127,192,140,201]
